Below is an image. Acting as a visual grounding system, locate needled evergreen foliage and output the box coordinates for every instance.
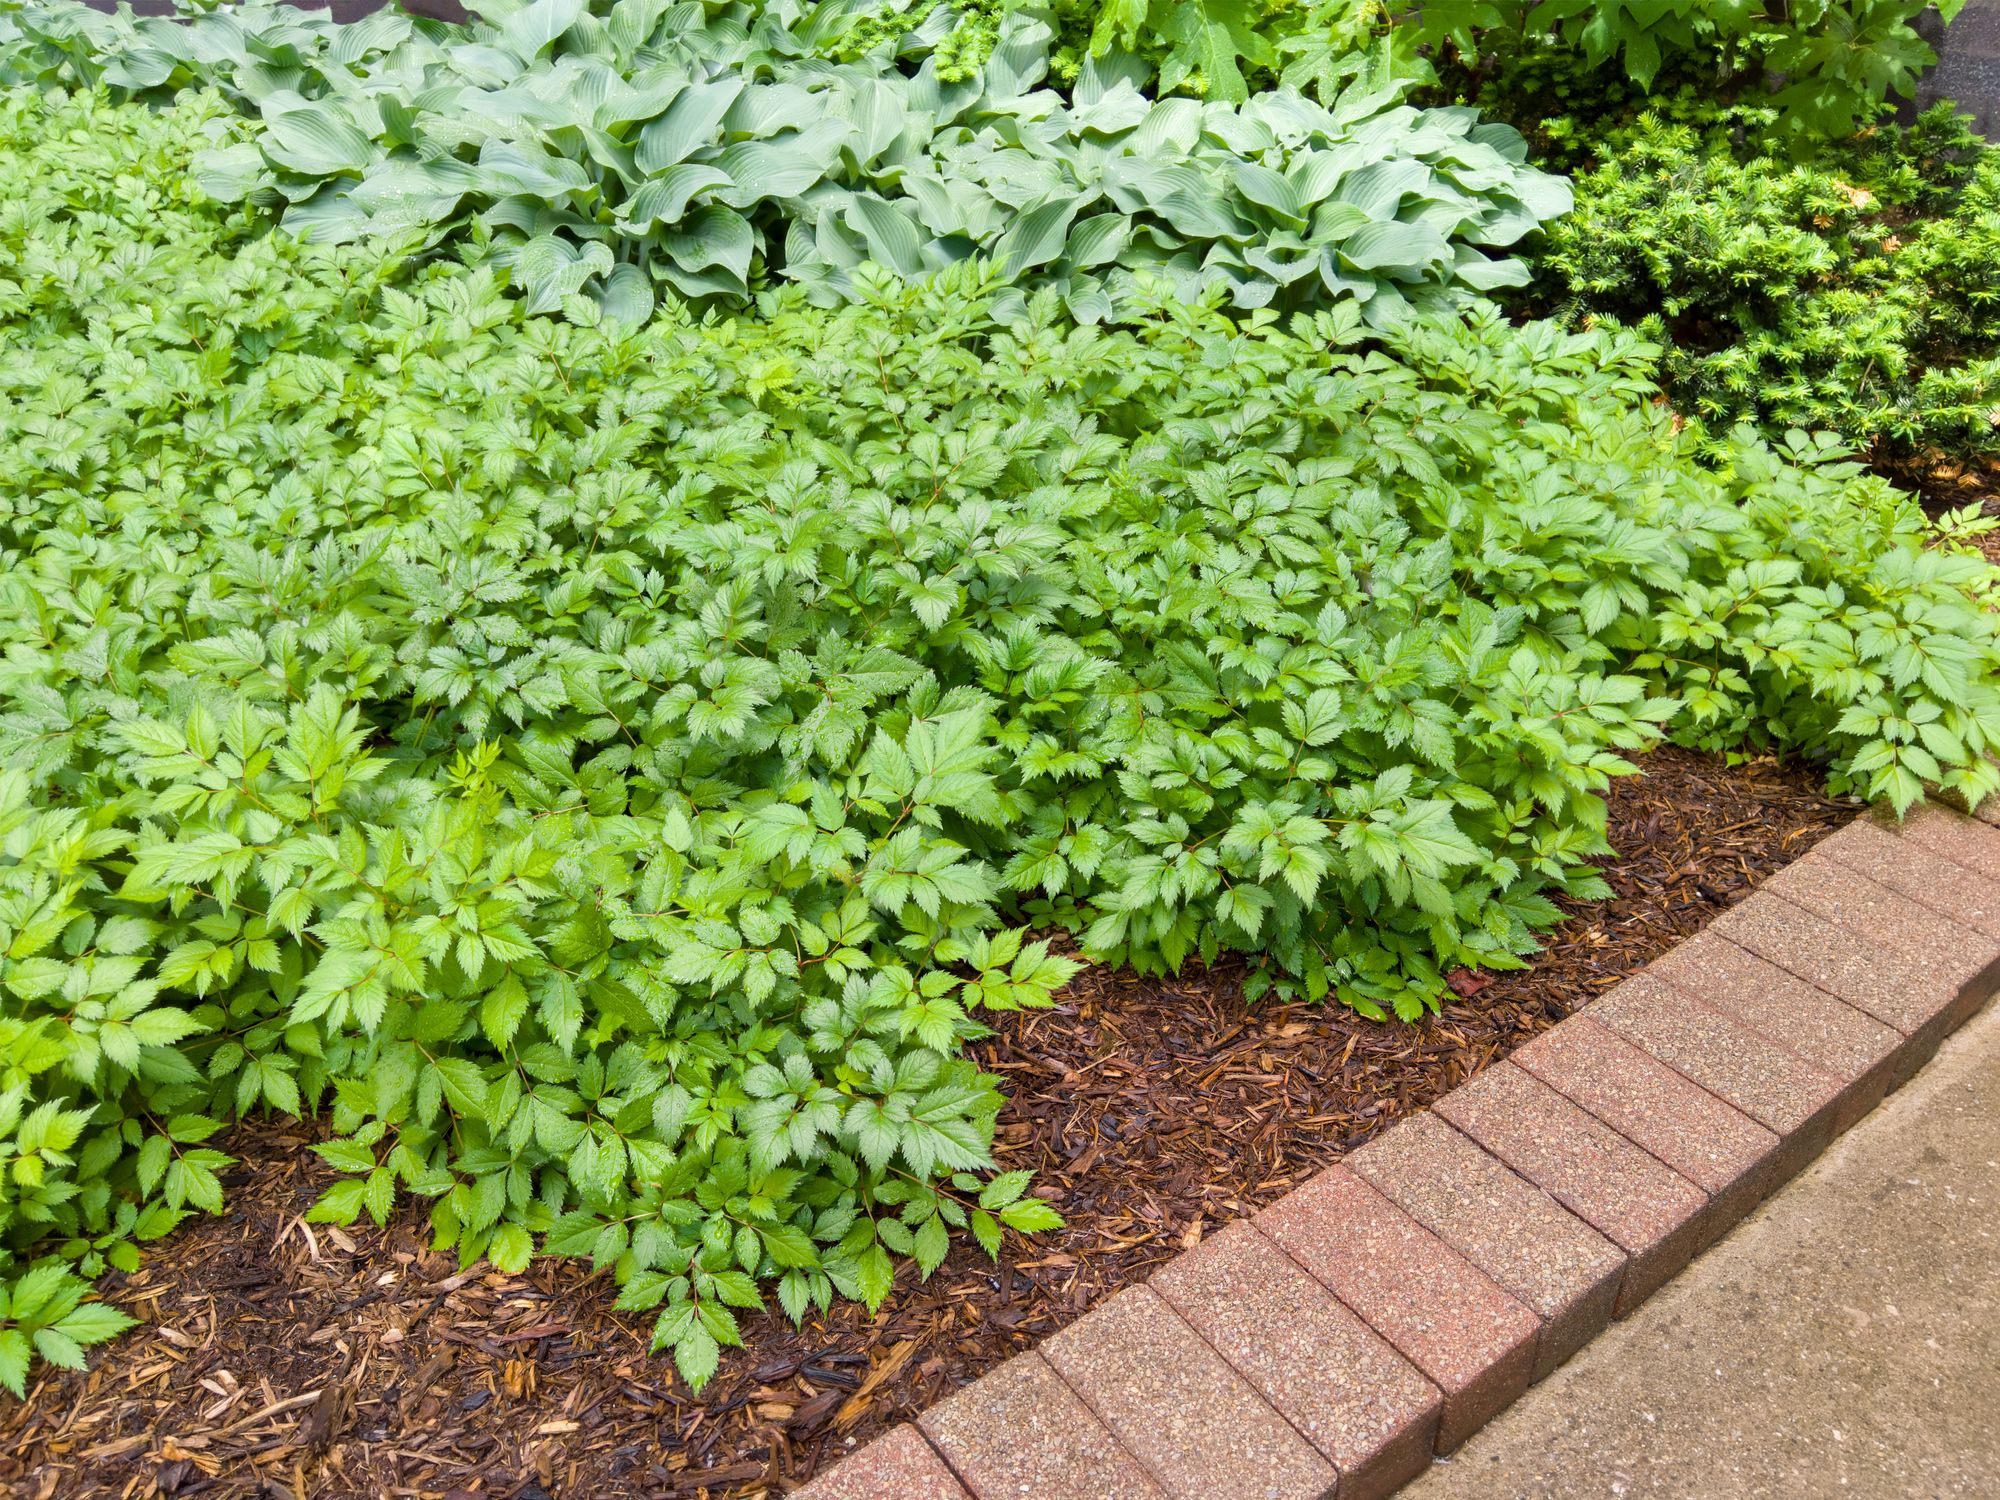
[3,86,1999,1396]
[1534,101,2000,463]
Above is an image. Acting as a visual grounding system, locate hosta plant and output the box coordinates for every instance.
[3,87,2000,1399]
[0,0,1568,320]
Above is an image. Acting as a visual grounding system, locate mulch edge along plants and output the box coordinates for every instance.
[1,749,1876,1498]
[800,798,2000,1500]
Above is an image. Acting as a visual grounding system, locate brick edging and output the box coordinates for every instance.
[797,802,2000,1500]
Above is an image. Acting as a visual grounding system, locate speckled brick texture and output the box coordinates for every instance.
[1891,803,2000,881]
[1346,1113,1625,1379]
[1152,1221,1441,1499]
[1432,1061,1711,1312]
[918,1352,1165,1500]
[1712,890,1983,1068]
[1762,852,2000,982]
[1041,1285,1336,1500]
[799,833,1996,1500]
[1589,972,1847,1175]
[1818,818,2000,939]
[1642,930,1902,1132]
[1257,1165,1538,1452]
[1718,850,2000,1069]
[793,1425,967,1500]
[1512,1015,1781,1203]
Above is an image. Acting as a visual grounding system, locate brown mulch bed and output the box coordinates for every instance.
[1878,449,2000,564]
[3,747,1856,1500]
[1875,444,2000,513]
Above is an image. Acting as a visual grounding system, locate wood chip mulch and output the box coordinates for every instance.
[3,746,1855,1500]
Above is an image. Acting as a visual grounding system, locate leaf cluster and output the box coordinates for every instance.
[3,85,1999,1400]
[889,0,1958,148]
[1414,0,1962,147]
[0,0,1566,322]
[1532,102,2000,461]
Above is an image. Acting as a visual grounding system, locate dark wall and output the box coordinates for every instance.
[1909,0,2000,135]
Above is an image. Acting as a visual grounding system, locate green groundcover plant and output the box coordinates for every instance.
[5,85,2000,1396]
[1534,100,2000,462]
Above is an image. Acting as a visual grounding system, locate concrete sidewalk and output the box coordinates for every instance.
[1407,1000,2000,1500]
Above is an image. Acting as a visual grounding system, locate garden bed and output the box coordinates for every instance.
[0,747,1854,1500]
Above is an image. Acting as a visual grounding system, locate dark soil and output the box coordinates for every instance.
[2,747,1856,1500]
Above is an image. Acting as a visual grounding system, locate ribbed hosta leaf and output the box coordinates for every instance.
[0,0,1569,317]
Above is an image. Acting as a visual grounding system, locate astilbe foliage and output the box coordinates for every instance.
[4,87,2000,1395]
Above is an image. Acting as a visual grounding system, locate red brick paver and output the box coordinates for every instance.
[1642,930,1902,1131]
[1512,1014,1781,1197]
[1152,1221,1442,1499]
[1718,848,2000,1069]
[1890,803,2000,880]
[1346,1112,1625,1378]
[1258,1165,1538,1451]
[1712,890,1982,1066]
[794,1425,967,1500]
[918,1352,1165,1500]
[1584,974,1846,1193]
[1432,1061,1710,1312]
[1818,817,2000,939]
[1763,851,2000,970]
[800,823,2000,1500]
[1042,1285,1336,1500]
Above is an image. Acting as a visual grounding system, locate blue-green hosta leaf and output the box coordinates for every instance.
[514,232,615,313]
[375,94,419,150]
[714,121,851,207]
[617,163,731,231]
[496,0,585,63]
[326,6,413,68]
[1063,213,1131,269]
[982,10,1054,96]
[1104,160,1241,241]
[1452,248,1532,291]
[634,77,744,173]
[844,194,927,278]
[1232,160,1306,225]
[1130,97,1203,159]
[661,204,753,285]
[346,157,481,219]
[476,140,594,201]
[99,44,180,90]
[588,262,652,324]
[260,104,375,176]
[1462,197,1545,246]
[1340,219,1450,276]
[587,65,686,132]
[840,75,915,161]
[992,195,1080,275]
[1334,159,1430,219]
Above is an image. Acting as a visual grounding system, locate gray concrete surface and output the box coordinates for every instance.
[1406,998,2000,1500]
